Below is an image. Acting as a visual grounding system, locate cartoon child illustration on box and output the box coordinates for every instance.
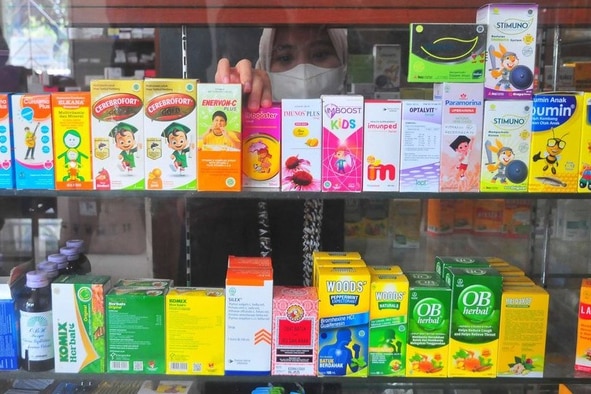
[109,122,141,173]
[24,123,39,160]
[532,129,569,175]
[450,135,473,180]
[319,328,363,375]
[249,140,272,173]
[57,129,88,181]
[162,122,193,174]
[334,147,351,174]
[202,110,240,149]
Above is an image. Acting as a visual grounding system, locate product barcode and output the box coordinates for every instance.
[133,361,144,371]
[110,361,129,371]
[170,362,188,372]
[192,363,202,372]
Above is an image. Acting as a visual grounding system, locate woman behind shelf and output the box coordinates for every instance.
[189,25,347,288]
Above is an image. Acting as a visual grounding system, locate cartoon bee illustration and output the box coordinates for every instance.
[532,128,569,175]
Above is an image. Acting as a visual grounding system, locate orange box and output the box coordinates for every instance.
[51,92,93,190]
[227,255,272,269]
[196,83,242,191]
[426,199,454,235]
[575,278,591,373]
[473,199,504,234]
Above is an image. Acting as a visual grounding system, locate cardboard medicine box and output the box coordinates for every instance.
[281,98,322,192]
[434,255,490,278]
[0,94,14,189]
[368,272,409,376]
[144,78,198,190]
[317,265,370,377]
[575,278,591,373]
[445,267,503,378]
[51,92,93,191]
[196,83,242,192]
[321,94,364,192]
[90,79,145,190]
[225,266,273,375]
[10,93,55,189]
[362,99,402,192]
[106,286,167,374]
[497,285,548,377]
[51,275,112,373]
[271,286,319,376]
[405,272,451,378]
[165,287,225,375]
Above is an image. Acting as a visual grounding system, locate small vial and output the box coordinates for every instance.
[47,253,68,275]
[18,270,54,371]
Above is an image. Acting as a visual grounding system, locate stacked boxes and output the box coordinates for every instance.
[51,275,112,373]
[575,278,591,373]
[0,93,14,189]
[90,80,145,190]
[165,287,225,375]
[577,92,591,193]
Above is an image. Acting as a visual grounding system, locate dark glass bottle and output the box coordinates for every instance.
[47,253,68,276]
[66,239,91,274]
[59,246,80,275]
[18,270,54,372]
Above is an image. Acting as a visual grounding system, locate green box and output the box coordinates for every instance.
[445,267,503,378]
[51,275,112,373]
[405,272,451,378]
[408,23,487,83]
[434,256,490,279]
[106,286,168,374]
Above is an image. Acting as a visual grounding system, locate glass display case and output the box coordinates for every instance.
[1,0,591,393]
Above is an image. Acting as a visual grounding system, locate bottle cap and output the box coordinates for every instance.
[48,253,68,269]
[26,270,49,288]
[60,247,80,261]
[37,261,59,279]
[66,239,85,253]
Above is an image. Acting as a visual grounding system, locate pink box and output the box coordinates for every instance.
[271,286,319,376]
[281,99,322,192]
[362,99,402,191]
[321,95,364,192]
[242,104,281,189]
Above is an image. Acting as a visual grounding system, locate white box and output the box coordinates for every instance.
[399,100,442,192]
[373,44,401,90]
[362,99,402,192]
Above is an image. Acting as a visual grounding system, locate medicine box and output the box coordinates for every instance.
[0,94,14,189]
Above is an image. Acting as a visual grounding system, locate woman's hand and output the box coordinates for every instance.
[215,58,273,112]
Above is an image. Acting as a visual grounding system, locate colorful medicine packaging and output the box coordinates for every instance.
[197,83,242,192]
[144,78,198,190]
[434,82,484,193]
[10,93,55,189]
[405,271,451,378]
[400,100,442,192]
[0,94,14,189]
[51,275,112,373]
[576,278,591,373]
[281,98,322,192]
[476,3,539,99]
[90,80,145,190]
[242,104,281,189]
[165,287,225,375]
[577,92,591,193]
[271,286,319,376]
[480,100,532,193]
[368,271,409,377]
[529,91,584,193]
[408,23,487,83]
[362,99,402,192]
[51,92,93,190]
[316,265,370,377]
[321,94,364,192]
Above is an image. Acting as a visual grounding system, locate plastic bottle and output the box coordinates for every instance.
[47,253,68,276]
[59,246,80,275]
[36,261,59,282]
[65,239,91,274]
[18,270,54,372]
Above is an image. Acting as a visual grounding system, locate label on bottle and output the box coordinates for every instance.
[19,310,54,361]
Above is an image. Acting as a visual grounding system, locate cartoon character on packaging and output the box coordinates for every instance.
[161,122,194,174]
[532,128,569,175]
[250,140,272,173]
[109,122,141,173]
[485,139,528,184]
[57,129,88,182]
[449,135,473,180]
[24,123,40,160]
[488,44,533,92]
[334,147,351,174]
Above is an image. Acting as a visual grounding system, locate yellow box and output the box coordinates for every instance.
[196,83,242,192]
[368,272,409,376]
[313,259,366,289]
[367,265,403,275]
[529,91,584,193]
[473,199,505,234]
[165,287,225,375]
[495,264,526,277]
[143,78,198,190]
[312,251,364,288]
[52,92,93,190]
[497,285,549,377]
[575,278,591,373]
[90,80,145,190]
[577,92,591,192]
[426,199,454,235]
[317,265,370,377]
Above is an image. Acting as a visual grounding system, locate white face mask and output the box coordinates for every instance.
[269,63,346,101]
